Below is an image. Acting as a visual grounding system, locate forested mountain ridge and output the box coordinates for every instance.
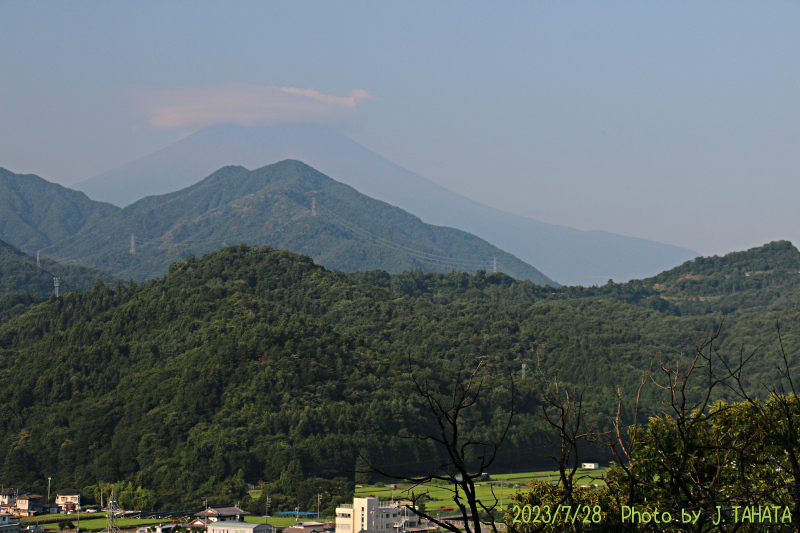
[594,240,800,316]
[0,167,119,253]
[41,160,554,284]
[0,242,797,511]
[0,238,116,300]
[0,245,551,508]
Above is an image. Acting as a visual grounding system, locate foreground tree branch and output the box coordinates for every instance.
[366,357,521,533]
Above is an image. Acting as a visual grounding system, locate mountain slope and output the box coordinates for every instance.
[0,167,119,253]
[49,160,556,284]
[0,243,795,508]
[74,124,698,285]
[0,238,117,298]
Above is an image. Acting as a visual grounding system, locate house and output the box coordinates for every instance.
[138,521,205,533]
[13,495,48,517]
[335,498,421,533]
[282,522,333,533]
[0,491,29,507]
[206,521,275,533]
[183,518,209,529]
[194,506,250,523]
[55,492,81,513]
[0,512,20,533]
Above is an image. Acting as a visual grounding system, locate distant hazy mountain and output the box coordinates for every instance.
[0,167,119,253]
[75,124,698,285]
[49,160,555,284]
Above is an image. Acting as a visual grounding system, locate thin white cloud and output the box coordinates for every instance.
[139,84,371,129]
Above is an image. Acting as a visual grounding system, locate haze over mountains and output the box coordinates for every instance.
[0,162,554,285]
[75,124,698,286]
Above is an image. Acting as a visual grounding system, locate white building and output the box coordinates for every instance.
[335,498,420,533]
[206,521,275,533]
[55,492,80,513]
[0,512,20,533]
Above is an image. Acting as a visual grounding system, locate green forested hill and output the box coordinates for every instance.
[32,160,554,285]
[0,243,797,512]
[0,168,119,252]
[551,240,800,317]
[0,238,117,299]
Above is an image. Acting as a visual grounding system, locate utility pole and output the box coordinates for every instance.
[522,363,526,380]
[47,477,51,503]
[317,493,321,520]
[53,278,60,297]
[311,197,316,217]
[130,234,135,254]
[265,496,271,523]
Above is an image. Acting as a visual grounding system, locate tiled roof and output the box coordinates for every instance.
[195,507,250,518]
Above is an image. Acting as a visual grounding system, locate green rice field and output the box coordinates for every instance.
[354,468,606,510]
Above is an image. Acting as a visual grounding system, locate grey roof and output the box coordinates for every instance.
[0,490,30,496]
[206,523,274,531]
[195,507,250,518]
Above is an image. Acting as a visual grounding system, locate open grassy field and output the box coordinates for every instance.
[20,512,106,523]
[59,517,165,531]
[353,469,606,510]
[46,515,305,531]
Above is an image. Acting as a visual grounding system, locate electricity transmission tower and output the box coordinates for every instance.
[101,489,123,533]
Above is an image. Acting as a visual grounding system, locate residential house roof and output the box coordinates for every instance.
[0,490,29,497]
[206,523,275,533]
[194,507,250,520]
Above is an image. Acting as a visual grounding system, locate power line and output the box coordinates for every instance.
[314,204,522,279]
[315,205,494,270]
[32,200,524,282]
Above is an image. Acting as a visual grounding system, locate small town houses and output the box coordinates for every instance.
[0,490,59,517]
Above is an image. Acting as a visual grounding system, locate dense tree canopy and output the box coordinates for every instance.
[1,242,798,514]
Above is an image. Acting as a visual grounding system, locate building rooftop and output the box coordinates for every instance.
[195,507,250,518]
[0,490,30,497]
[206,523,273,531]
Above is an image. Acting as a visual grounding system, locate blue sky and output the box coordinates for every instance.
[2,1,799,256]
